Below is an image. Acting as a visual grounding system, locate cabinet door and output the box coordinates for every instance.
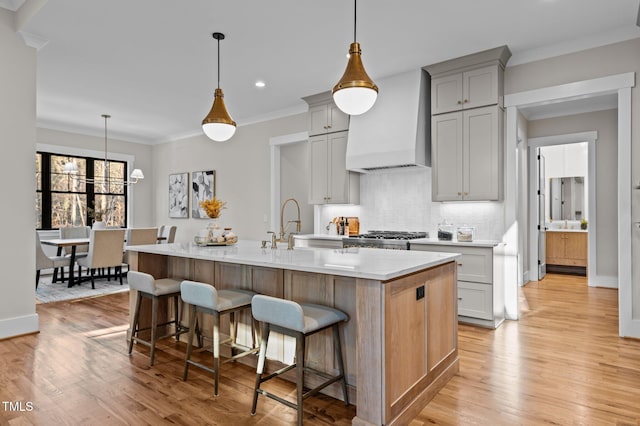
[432,112,463,201]
[458,281,493,320]
[565,232,588,266]
[545,232,565,264]
[309,105,329,136]
[308,135,329,204]
[328,103,349,133]
[462,65,499,110]
[327,132,350,204]
[431,73,463,114]
[463,106,501,201]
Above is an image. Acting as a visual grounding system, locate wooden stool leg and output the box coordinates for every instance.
[183,304,197,380]
[333,324,349,405]
[149,296,158,366]
[128,292,142,355]
[295,333,305,426]
[213,311,220,397]
[251,322,270,415]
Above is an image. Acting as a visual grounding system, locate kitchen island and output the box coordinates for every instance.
[126,241,460,426]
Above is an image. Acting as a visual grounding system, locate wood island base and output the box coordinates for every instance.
[127,247,459,425]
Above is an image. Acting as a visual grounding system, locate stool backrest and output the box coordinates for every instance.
[127,271,156,293]
[180,280,217,310]
[251,294,304,331]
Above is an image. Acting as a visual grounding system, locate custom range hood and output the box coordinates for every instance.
[346,68,429,172]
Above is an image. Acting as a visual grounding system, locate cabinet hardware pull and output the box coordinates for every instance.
[457,263,463,266]
[458,297,463,300]
[464,192,469,196]
[457,192,462,196]
[464,99,469,103]
[457,100,462,105]
[327,125,332,128]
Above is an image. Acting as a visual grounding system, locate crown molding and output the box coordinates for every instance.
[18,30,48,49]
[0,0,26,12]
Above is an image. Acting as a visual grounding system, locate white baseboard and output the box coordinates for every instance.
[590,275,618,288]
[0,314,39,340]
[523,270,531,285]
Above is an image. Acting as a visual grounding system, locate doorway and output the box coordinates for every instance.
[504,72,636,338]
[528,134,595,283]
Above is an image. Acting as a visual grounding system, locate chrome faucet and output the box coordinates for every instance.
[279,198,301,242]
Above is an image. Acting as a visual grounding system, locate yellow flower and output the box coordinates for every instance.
[199,197,227,218]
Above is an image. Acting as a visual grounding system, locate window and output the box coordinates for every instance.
[36,152,128,230]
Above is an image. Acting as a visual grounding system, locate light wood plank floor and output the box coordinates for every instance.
[1,273,639,425]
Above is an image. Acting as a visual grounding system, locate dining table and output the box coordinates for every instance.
[40,235,168,287]
[40,237,90,287]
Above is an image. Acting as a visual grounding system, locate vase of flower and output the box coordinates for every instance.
[200,197,227,242]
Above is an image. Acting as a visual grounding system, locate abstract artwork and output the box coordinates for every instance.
[191,170,216,219]
[168,172,189,218]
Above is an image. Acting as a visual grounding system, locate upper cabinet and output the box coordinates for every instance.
[431,65,501,114]
[303,91,359,205]
[308,103,350,136]
[425,46,511,202]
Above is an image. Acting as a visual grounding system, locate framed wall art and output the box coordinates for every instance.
[168,172,189,218]
[191,170,216,219]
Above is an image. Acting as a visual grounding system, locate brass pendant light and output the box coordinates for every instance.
[332,0,378,115]
[202,32,236,142]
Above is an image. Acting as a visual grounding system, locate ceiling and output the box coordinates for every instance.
[6,0,640,144]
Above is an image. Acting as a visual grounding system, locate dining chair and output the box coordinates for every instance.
[76,229,126,289]
[161,225,177,243]
[157,225,165,242]
[35,232,71,289]
[55,226,89,282]
[124,227,158,266]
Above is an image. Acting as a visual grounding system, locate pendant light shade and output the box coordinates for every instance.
[332,1,378,115]
[202,32,236,142]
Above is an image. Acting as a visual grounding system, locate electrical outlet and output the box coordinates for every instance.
[416,285,425,300]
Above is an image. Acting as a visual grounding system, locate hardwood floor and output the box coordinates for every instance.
[1,273,639,425]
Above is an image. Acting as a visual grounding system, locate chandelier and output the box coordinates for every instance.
[63,114,144,186]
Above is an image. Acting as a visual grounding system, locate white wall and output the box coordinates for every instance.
[152,113,307,243]
[528,110,618,278]
[0,8,39,338]
[36,127,154,227]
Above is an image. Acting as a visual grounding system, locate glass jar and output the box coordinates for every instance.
[437,221,454,241]
[456,225,475,242]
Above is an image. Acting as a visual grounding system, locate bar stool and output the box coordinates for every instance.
[127,271,188,366]
[250,294,349,425]
[180,280,259,396]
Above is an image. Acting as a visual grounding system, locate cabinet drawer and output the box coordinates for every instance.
[458,281,492,320]
[412,244,492,283]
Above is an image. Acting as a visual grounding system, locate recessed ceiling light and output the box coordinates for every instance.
[255,81,266,88]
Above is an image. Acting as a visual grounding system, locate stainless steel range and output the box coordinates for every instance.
[342,230,428,250]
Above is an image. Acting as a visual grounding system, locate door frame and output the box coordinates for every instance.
[505,72,636,337]
[527,132,598,285]
[269,131,309,233]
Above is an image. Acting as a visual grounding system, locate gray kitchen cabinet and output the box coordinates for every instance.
[411,242,503,328]
[425,46,510,203]
[431,65,501,115]
[432,105,503,201]
[308,131,359,204]
[308,102,349,136]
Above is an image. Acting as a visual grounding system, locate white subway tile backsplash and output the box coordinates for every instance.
[318,167,504,240]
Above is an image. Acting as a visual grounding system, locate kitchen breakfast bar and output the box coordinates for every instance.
[126,241,460,426]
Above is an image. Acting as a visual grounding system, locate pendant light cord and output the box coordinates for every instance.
[217,36,221,89]
[353,0,357,43]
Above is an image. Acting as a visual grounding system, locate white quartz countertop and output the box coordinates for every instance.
[410,238,502,248]
[126,240,460,281]
[545,228,588,233]
[293,234,344,241]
